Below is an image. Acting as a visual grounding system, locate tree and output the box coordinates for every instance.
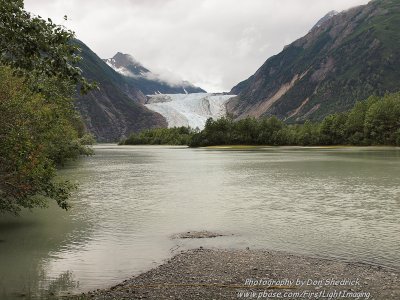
[364,93,400,145]
[257,116,284,145]
[296,120,320,145]
[320,113,348,145]
[121,127,196,146]
[0,68,75,214]
[0,0,94,214]
[344,101,369,145]
[233,117,258,144]
[0,0,94,92]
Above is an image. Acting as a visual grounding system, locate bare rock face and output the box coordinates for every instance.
[310,10,338,31]
[229,0,400,122]
[75,40,167,142]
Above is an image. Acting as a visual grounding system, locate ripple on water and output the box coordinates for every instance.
[0,145,399,299]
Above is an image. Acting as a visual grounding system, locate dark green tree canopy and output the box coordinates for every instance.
[121,93,400,148]
[187,93,400,147]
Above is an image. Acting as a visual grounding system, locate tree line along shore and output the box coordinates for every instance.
[120,92,400,147]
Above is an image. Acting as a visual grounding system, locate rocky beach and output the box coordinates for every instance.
[72,247,399,299]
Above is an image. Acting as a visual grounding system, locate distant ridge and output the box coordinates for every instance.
[104,52,206,95]
[310,10,338,31]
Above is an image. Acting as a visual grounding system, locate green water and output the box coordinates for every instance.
[0,145,399,299]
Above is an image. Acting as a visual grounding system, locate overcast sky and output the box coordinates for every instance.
[25,0,370,92]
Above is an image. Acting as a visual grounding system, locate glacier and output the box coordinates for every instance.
[145,93,235,130]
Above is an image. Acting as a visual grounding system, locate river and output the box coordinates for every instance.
[0,145,399,299]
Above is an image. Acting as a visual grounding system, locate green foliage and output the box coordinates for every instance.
[319,113,348,145]
[120,127,197,146]
[0,0,94,93]
[0,67,92,214]
[121,93,400,148]
[0,2,94,214]
[344,100,370,145]
[189,93,400,147]
[364,93,400,145]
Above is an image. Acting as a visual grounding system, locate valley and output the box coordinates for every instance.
[1,0,400,299]
[72,0,400,143]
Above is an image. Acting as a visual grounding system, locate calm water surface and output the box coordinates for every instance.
[0,145,399,298]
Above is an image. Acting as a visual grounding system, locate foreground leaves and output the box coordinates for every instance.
[0,0,94,93]
[0,1,95,214]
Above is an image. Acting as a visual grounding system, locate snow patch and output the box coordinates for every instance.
[105,61,133,77]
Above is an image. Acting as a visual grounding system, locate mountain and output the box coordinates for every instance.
[145,93,235,129]
[228,0,400,122]
[74,40,167,142]
[104,53,206,95]
[311,11,338,31]
[104,52,150,77]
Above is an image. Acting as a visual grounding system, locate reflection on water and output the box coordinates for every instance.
[0,145,399,299]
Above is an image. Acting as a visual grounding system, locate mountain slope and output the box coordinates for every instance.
[74,40,167,142]
[311,10,338,31]
[228,0,400,122]
[104,53,206,95]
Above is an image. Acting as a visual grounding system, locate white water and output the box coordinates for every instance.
[145,93,235,129]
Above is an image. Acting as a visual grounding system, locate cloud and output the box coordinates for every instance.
[141,68,194,88]
[24,0,370,92]
[116,65,192,88]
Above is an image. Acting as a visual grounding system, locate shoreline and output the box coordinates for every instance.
[71,248,399,299]
[115,144,400,149]
[204,145,400,149]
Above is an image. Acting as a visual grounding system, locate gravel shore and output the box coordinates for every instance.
[72,248,399,300]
